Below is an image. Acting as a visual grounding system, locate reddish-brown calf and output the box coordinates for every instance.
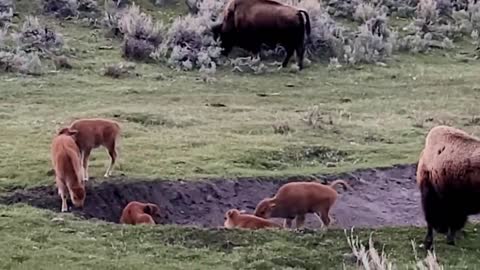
[59,118,121,181]
[120,201,160,225]
[224,209,282,230]
[254,180,351,229]
[51,132,85,212]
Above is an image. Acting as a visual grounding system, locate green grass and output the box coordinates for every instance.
[3,2,480,269]
[3,18,480,190]
[2,205,480,270]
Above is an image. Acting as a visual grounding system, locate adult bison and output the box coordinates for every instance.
[211,0,311,70]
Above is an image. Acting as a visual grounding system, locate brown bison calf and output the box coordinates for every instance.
[120,201,160,225]
[254,180,350,229]
[51,132,85,212]
[224,209,282,230]
[212,0,311,70]
[59,118,121,181]
[417,125,480,250]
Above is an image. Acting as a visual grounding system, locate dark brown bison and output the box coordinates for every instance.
[417,125,480,250]
[211,0,311,70]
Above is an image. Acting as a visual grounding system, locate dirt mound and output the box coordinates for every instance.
[0,164,425,229]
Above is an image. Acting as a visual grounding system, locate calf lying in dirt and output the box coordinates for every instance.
[51,132,85,212]
[59,118,121,181]
[224,209,282,230]
[120,201,160,225]
[254,180,351,229]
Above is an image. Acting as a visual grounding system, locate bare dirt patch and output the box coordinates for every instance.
[0,164,426,229]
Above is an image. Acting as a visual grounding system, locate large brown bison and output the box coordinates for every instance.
[211,0,311,70]
[417,125,480,250]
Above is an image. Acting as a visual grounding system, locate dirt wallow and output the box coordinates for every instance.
[0,164,427,228]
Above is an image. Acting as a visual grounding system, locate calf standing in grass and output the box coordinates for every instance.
[224,209,282,230]
[417,125,480,250]
[254,180,350,229]
[51,131,85,212]
[59,118,121,181]
[120,201,160,225]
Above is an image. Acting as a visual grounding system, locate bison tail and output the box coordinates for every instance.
[329,180,351,191]
[298,10,311,40]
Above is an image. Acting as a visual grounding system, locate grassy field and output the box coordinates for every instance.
[2,205,480,270]
[3,19,480,191]
[2,1,480,269]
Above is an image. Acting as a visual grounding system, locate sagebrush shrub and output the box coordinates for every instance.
[467,0,480,33]
[197,0,228,21]
[118,4,165,61]
[114,0,131,8]
[281,0,346,60]
[381,0,417,18]
[103,0,124,37]
[0,50,43,75]
[118,4,164,44]
[436,0,453,18]
[157,14,221,71]
[0,50,14,72]
[78,0,99,13]
[397,0,461,53]
[43,0,78,18]
[0,27,6,48]
[325,0,359,19]
[416,0,438,25]
[397,33,430,52]
[0,0,13,27]
[353,3,377,23]
[13,16,64,55]
[344,15,396,64]
[13,51,43,75]
[186,0,199,14]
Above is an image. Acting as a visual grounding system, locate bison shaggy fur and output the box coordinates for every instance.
[212,0,311,70]
[417,125,480,250]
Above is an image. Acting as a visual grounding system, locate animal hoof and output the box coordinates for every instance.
[103,174,109,178]
[61,208,68,213]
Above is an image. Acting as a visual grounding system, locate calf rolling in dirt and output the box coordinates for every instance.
[51,131,85,212]
[254,180,351,229]
[59,118,121,181]
[224,209,282,230]
[120,201,160,225]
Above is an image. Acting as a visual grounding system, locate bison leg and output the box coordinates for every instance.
[424,225,434,250]
[446,228,456,245]
[284,218,293,229]
[104,141,117,178]
[295,214,306,229]
[282,47,295,68]
[57,179,68,212]
[295,45,305,70]
[82,149,91,181]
